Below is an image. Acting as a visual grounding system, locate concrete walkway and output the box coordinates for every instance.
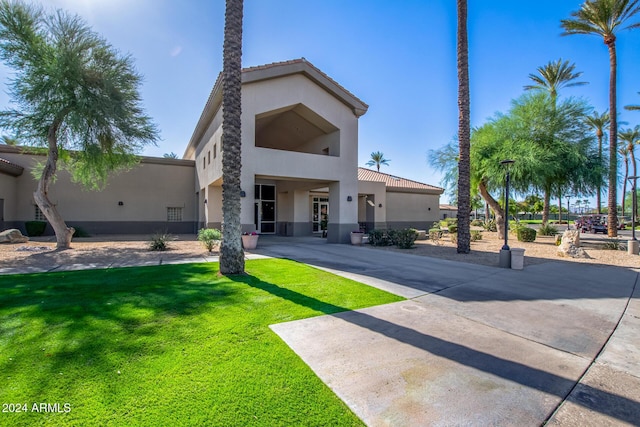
[4,236,639,425]
[256,237,640,426]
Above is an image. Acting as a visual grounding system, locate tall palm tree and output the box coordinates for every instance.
[619,142,630,216]
[619,125,639,169]
[562,0,640,237]
[524,59,587,225]
[456,0,471,254]
[523,58,588,103]
[619,126,640,196]
[366,151,390,172]
[625,91,640,110]
[220,0,244,275]
[584,110,610,213]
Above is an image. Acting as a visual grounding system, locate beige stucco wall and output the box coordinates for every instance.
[385,191,440,228]
[0,150,196,232]
[192,73,361,240]
[0,172,18,221]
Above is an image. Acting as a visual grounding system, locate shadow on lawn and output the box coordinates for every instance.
[0,263,237,398]
[239,263,639,425]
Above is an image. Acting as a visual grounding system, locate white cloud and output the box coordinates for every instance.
[170,46,183,57]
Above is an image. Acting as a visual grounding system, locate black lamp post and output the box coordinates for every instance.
[498,160,515,268]
[500,160,515,250]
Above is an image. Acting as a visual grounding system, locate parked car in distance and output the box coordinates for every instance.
[616,216,630,230]
[577,215,608,234]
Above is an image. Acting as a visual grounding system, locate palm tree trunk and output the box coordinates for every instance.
[607,40,618,237]
[35,122,74,250]
[622,158,628,217]
[597,134,602,214]
[220,0,245,275]
[456,0,471,254]
[478,180,505,240]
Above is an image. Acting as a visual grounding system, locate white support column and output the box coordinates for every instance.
[328,181,358,243]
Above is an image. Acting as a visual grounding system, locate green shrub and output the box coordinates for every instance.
[429,228,443,244]
[471,219,484,227]
[25,221,47,236]
[450,232,458,244]
[368,229,394,246]
[483,220,497,232]
[448,223,458,234]
[149,231,174,251]
[602,238,623,250]
[517,227,537,242]
[197,228,222,253]
[471,230,482,241]
[394,228,418,249]
[538,224,558,236]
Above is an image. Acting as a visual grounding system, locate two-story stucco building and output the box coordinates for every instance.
[0,59,443,242]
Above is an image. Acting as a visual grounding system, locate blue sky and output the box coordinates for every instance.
[2,1,640,204]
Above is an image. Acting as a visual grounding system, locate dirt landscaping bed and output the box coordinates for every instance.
[373,230,640,269]
[0,234,217,269]
[0,231,638,271]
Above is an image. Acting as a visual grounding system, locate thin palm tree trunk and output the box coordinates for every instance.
[607,41,618,237]
[220,0,245,275]
[597,133,602,214]
[456,0,471,254]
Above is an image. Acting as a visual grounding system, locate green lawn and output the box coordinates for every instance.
[0,259,403,426]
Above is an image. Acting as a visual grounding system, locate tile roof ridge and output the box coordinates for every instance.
[358,167,443,190]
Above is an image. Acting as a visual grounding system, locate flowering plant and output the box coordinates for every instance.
[242,231,259,235]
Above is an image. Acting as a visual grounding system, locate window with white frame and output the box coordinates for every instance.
[34,205,46,221]
[167,207,183,222]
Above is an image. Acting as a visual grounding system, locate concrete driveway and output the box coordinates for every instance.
[257,237,640,426]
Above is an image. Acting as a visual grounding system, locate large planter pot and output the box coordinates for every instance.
[350,232,364,245]
[242,234,259,250]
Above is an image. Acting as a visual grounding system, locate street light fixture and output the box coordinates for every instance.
[628,176,638,255]
[499,159,515,268]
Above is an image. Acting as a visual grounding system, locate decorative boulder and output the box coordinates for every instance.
[0,229,29,244]
[557,229,588,259]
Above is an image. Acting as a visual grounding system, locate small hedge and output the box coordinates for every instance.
[471,219,484,227]
[483,220,497,232]
[395,228,418,249]
[538,224,558,236]
[471,230,482,241]
[368,228,418,249]
[429,228,443,244]
[198,228,222,253]
[25,221,47,237]
[517,227,537,242]
[368,229,395,246]
[448,223,458,234]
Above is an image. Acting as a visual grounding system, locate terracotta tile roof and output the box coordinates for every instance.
[358,167,443,193]
[439,204,458,210]
[0,156,24,177]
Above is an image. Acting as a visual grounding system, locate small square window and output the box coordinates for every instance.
[34,205,46,221]
[167,207,183,222]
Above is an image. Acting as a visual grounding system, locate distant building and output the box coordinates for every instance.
[439,204,458,219]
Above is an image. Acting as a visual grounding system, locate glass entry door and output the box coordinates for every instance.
[312,197,329,233]
[255,184,276,234]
